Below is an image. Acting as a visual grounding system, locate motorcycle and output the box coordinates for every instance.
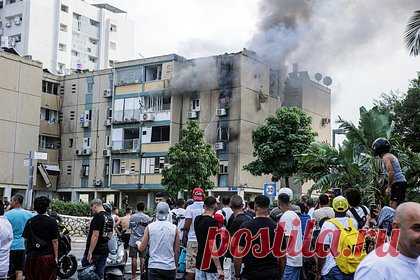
[104,233,128,280]
[55,218,78,279]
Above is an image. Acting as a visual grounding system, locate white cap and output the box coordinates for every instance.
[278,187,293,199]
[156,202,170,221]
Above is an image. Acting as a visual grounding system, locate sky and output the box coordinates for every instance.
[100,0,419,127]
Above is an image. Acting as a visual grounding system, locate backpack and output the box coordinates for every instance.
[329,218,366,274]
[349,206,368,230]
[102,212,114,241]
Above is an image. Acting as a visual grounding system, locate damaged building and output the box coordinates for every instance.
[0,48,331,208]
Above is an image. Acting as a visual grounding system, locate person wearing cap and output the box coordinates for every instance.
[316,196,358,280]
[138,202,180,280]
[183,187,205,280]
[270,187,298,222]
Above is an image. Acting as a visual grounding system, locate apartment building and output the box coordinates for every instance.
[0,0,135,74]
[284,66,332,143]
[0,48,331,208]
[0,50,42,200]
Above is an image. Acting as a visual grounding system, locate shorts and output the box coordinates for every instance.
[8,250,25,276]
[391,181,406,204]
[129,246,147,258]
[186,241,198,274]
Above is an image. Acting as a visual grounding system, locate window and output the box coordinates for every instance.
[81,165,89,177]
[88,56,97,63]
[58,63,65,74]
[40,108,58,123]
[112,159,121,174]
[144,64,162,81]
[217,127,230,142]
[42,81,59,94]
[105,135,110,147]
[110,24,117,32]
[163,97,171,111]
[110,41,116,50]
[69,111,75,120]
[104,163,110,176]
[151,126,170,142]
[83,137,91,149]
[59,43,66,52]
[60,24,67,32]
[109,60,115,67]
[71,50,78,57]
[66,165,72,175]
[61,4,69,13]
[89,38,98,45]
[90,19,99,27]
[191,99,200,111]
[219,161,228,174]
[0,1,3,9]
[139,96,170,112]
[71,83,76,93]
[69,138,73,148]
[6,0,16,4]
[39,136,60,149]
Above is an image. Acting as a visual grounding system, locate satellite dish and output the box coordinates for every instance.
[323,76,333,86]
[314,73,322,82]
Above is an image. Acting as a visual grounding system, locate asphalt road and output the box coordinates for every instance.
[69,240,134,280]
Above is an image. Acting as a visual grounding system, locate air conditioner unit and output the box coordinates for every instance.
[103,89,112,98]
[216,108,227,116]
[142,113,155,122]
[103,149,111,157]
[105,118,112,126]
[214,142,225,150]
[83,148,92,155]
[93,179,102,186]
[5,22,11,28]
[187,111,198,119]
[14,17,21,25]
[81,119,90,128]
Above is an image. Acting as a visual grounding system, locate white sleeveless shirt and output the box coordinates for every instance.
[147,220,177,270]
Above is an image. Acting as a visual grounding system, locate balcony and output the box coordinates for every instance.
[41,93,61,111]
[112,110,141,124]
[38,148,59,164]
[112,139,139,153]
[111,173,162,185]
[143,80,169,92]
[39,120,60,137]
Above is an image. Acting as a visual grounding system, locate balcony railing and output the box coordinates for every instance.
[113,110,141,123]
[112,139,139,152]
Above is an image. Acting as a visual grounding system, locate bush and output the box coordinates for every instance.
[51,200,90,217]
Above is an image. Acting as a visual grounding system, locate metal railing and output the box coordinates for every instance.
[112,139,139,152]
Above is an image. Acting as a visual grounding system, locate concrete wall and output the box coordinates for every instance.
[0,52,42,191]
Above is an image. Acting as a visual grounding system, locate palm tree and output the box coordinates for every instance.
[405,10,420,56]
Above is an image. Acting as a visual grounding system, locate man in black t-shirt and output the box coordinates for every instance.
[23,196,59,280]
[82,199,112,279]
[195,196,224,279]
[234,195,280,280]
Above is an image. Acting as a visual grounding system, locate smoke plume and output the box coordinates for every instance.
[249,0,419,74]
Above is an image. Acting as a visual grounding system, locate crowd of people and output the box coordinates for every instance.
[0,138,418,280]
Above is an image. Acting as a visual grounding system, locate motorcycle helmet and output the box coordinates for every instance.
[372,138,391,156]
[103,203,112,215]
[77,265,99,280]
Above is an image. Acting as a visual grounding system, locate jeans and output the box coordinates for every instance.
[195,269,219,280]
[283,265,301,280]
[81,254,108,279]
[322,266,354,280]
[148,268,176,280]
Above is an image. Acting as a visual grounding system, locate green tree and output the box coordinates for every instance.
[161,121,219,197]
[405,10,420,56]
[244,107,316,186]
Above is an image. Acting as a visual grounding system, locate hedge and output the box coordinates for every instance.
[51,200,91,216]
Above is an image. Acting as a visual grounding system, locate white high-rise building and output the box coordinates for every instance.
[0,0,135,73]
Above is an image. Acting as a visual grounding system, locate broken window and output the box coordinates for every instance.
[144,64,162,81]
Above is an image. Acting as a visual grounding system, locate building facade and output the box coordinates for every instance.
[0,0,135,74]
[0,49,331,208]
[0,50,42,200]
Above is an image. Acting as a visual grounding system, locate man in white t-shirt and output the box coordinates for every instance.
[278,193,302,280]
[183,187,205,280]
[0,200,13,278]
[317,196,358,279]
[355,202,420,280]
[313,194,335,229]
[220,196,233,222]
[171,198,186,240]
[345,188,370,229]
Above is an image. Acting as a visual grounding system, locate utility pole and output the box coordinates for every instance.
[138,98,144,189]
[25,151,34,210]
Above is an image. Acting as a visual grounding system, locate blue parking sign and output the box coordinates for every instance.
[263,183,277,197]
